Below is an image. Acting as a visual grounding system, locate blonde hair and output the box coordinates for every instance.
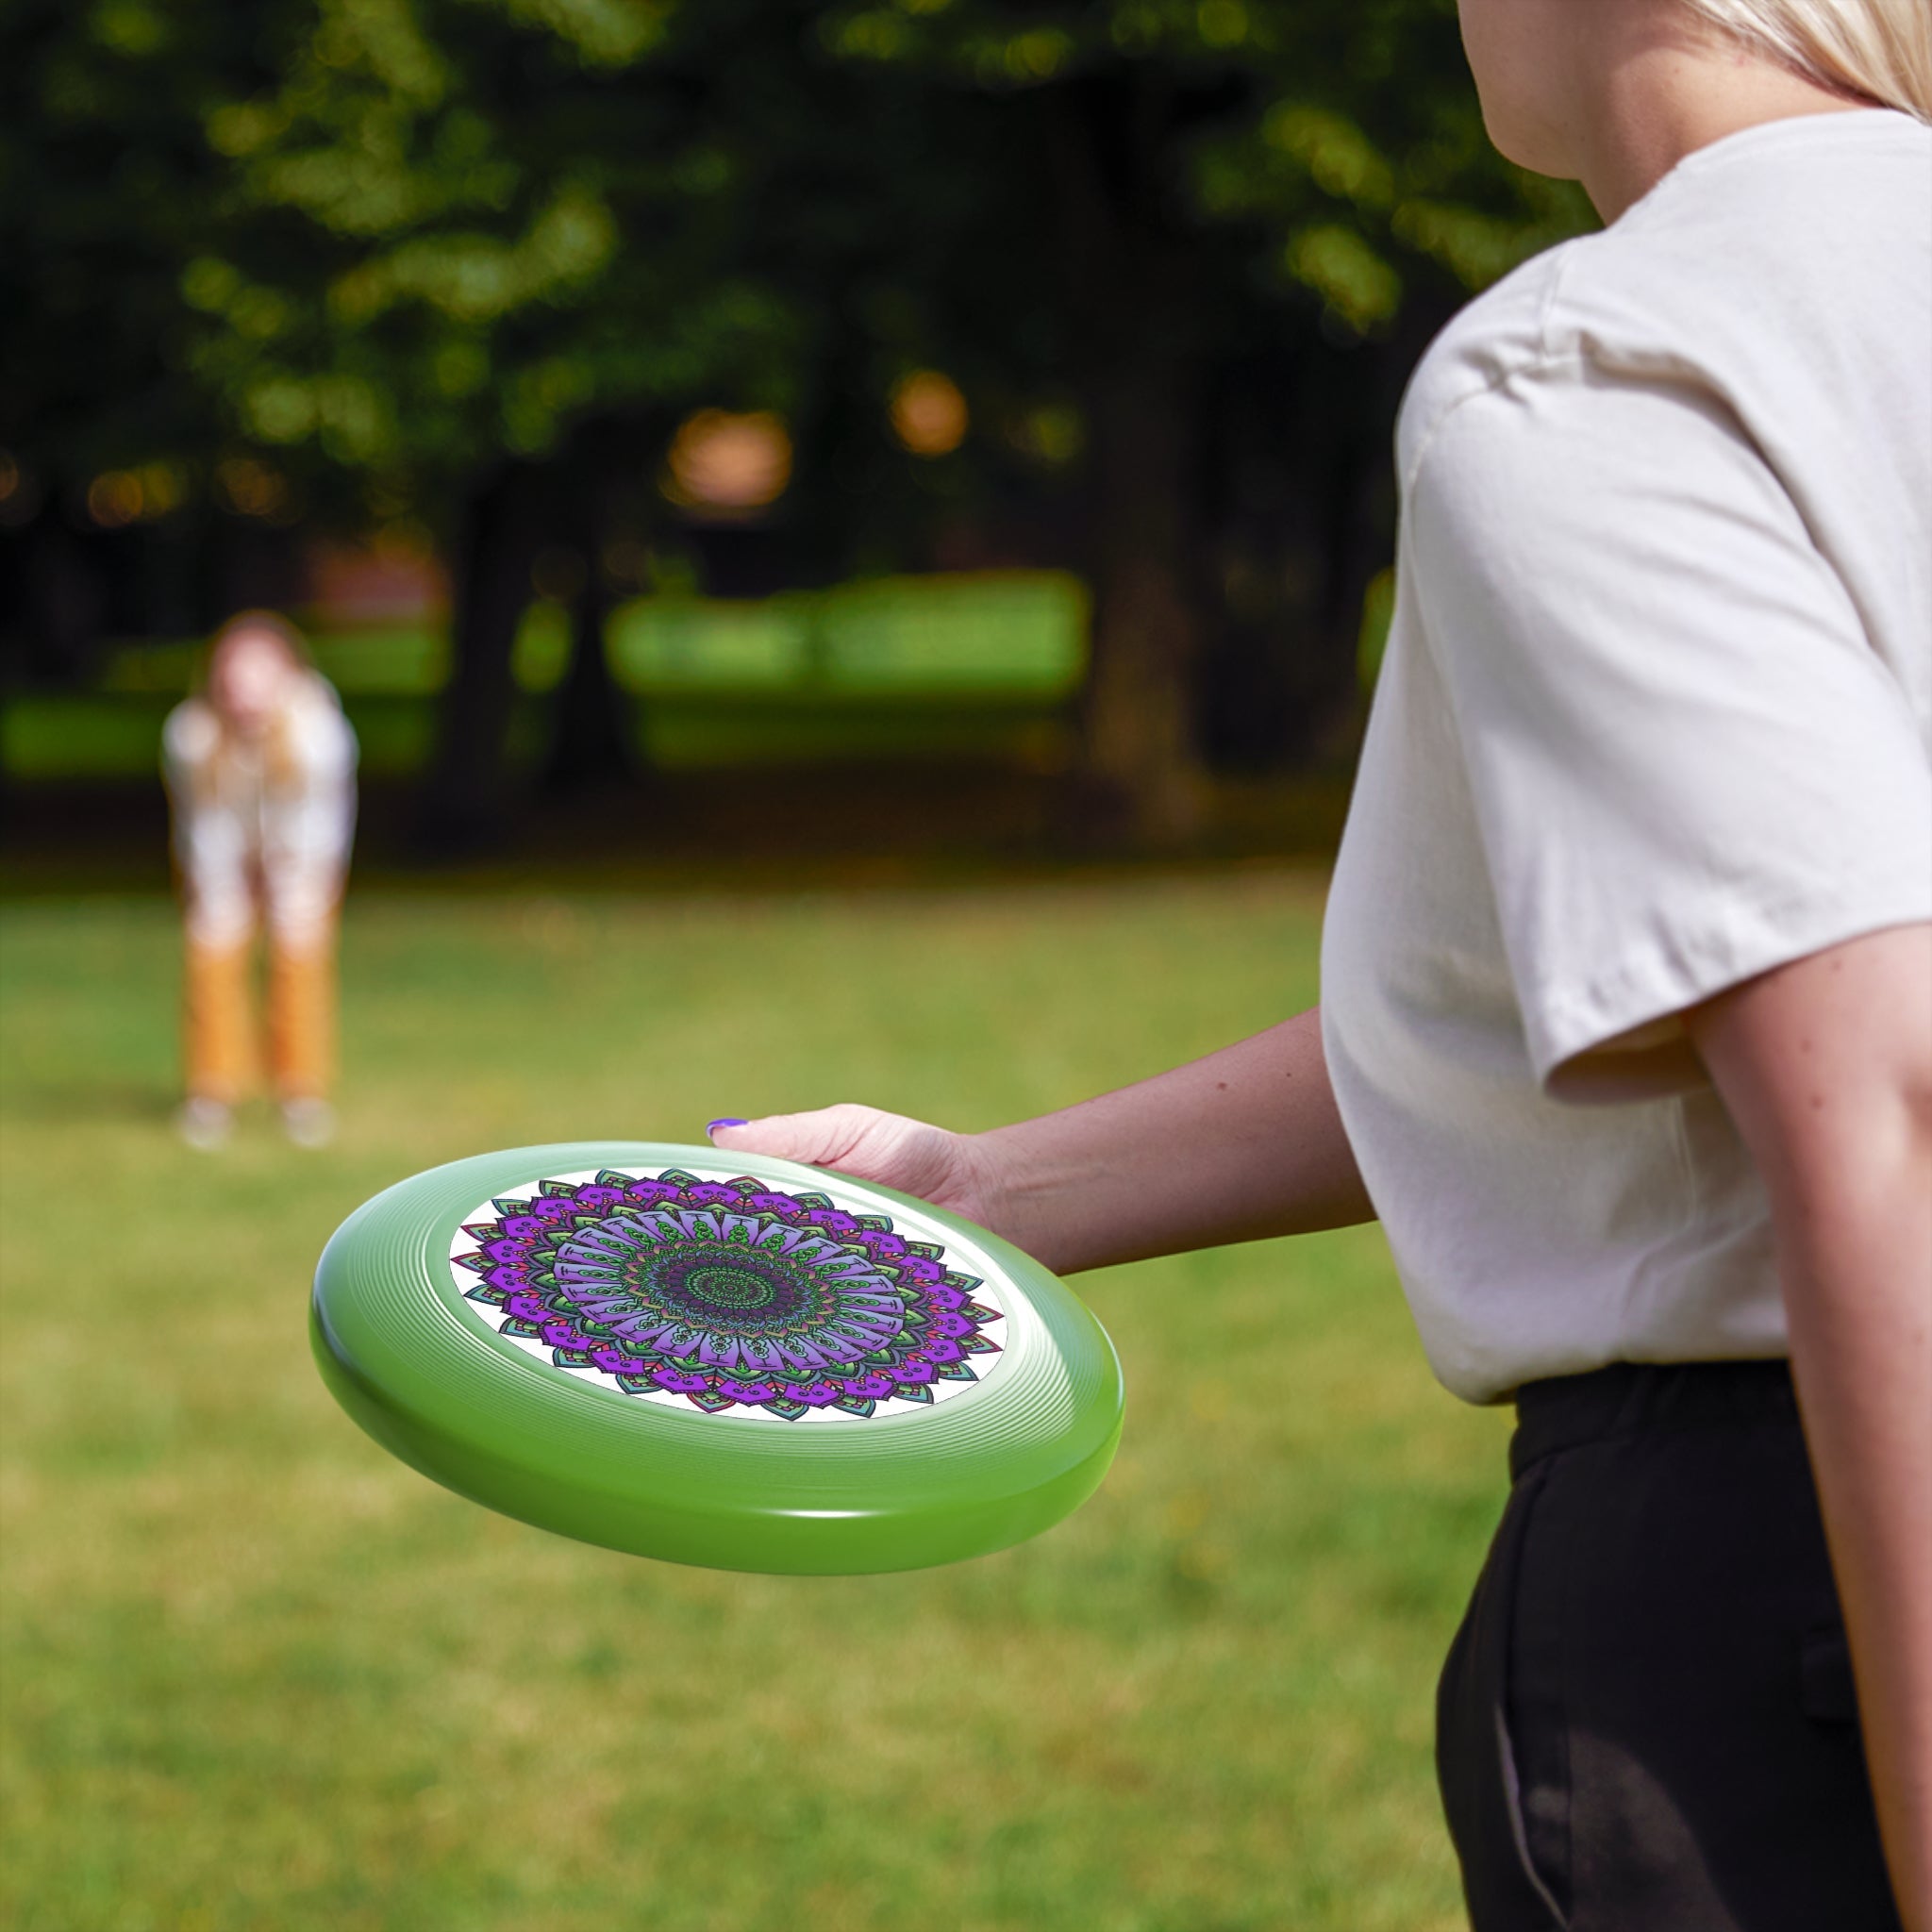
[206,608,312,681]
[1682,0,1932,120]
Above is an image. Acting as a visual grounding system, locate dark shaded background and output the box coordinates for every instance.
[1,0,1592,874]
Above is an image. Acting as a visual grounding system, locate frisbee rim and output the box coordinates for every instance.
[311,1141,1124,1573]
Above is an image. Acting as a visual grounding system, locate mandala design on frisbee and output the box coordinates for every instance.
[450,1168,1005,1422]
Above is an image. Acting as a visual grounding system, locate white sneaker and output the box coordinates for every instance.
[280,1097,337,1149]
[175,1096,233,1151]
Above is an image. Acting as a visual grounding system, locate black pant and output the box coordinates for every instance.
[1436,1360,1900,1932]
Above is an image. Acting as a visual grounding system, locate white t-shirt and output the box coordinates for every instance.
[163,672,358,950]
[1322,109,1932,1405]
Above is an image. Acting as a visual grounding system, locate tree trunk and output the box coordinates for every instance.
[541,418,658,800]
[1045,75,1210,847]
[541,553,634,798]
[1079,360,1205,844]
[417,460,542,857]
[12,508,107,687]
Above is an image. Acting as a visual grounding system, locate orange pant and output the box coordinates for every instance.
[184,923,337,1104]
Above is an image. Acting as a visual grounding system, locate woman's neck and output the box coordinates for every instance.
[1573,15,1877,223]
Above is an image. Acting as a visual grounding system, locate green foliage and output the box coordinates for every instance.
[0,878,1509,1929]
[808,0,1592,326]
[169,0,812,497]
[6,0,1593,522]
[2,1,269,485]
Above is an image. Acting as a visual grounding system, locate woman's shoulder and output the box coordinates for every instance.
[1398,110,1931,490]
[291,667,345,716]
[1395,243,1583,485]
[283,673,358,768]
[162,696,221,768]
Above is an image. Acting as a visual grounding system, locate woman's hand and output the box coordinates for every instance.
[705,1007,1373,1276]
[709,1106,1010,1231]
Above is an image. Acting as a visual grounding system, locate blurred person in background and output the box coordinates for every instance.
[163,611,358,1151]
[710,0,1932,1926]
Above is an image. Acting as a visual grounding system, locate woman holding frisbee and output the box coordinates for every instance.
[712,1,1932,1924]
[164,611,358,1150]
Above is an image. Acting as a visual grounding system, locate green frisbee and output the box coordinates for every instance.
[311,1141,1124,1574]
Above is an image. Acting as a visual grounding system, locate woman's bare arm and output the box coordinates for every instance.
[1689,923,1932,1932]
[709,1005,1374,1275]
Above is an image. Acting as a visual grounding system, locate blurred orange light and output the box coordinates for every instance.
[891,371,969,458]
[663,410,792,514]
[215,457,291,521]
[0,451,19,503]
[87,471,145,528]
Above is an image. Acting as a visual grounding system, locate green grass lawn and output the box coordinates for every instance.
[0,875,1506,1932]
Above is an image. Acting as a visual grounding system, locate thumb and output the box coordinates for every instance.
[707,1105,875,1169]
[705,1104,967,1204]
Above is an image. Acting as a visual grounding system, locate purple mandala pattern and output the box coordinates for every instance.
[451,1168,1004,1421]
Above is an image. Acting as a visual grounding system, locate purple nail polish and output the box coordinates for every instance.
[707,1118,748,1136]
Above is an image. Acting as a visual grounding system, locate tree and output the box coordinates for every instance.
[158,0,881,844]
[807,0,1593,836]
[6,0,1592,844]
[0,0,327,679]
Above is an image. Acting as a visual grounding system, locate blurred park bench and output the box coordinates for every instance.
[2,571,1088,781]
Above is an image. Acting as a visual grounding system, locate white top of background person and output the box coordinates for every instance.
[164,613,358,950]
[710,1,1932,1920]
[163,612,358,1148]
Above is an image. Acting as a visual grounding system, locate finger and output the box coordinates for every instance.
[708,1107,869,1168]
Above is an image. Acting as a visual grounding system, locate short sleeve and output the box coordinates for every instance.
[1408,363,1932,1097]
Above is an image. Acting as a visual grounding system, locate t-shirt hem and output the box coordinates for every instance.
[1427,1339,1792,1408]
